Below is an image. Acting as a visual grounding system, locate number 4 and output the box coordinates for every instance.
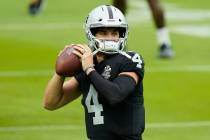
[132,53,143,69]
[85,84,104,125]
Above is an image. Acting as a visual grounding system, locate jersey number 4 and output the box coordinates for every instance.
[85,84,104,125]
[132,53,143,69]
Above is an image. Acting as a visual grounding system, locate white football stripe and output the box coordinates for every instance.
[0,121,210,132]
[0,22,82,30]
[0,70,53,77]
[0,65,210,78]
[147,65,210,72]
[0,2,210,30]
[0,124,83,132]
[147,121,210,128]
[171,25,210,38]
[1,2,210,38]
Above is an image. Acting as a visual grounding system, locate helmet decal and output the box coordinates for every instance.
[106,5,113,19]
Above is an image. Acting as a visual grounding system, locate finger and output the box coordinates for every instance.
[77,44,90,52]
[83,44,91,52]
[74,45,85,54]
[83,44,88,48]
[77,44,90,53]
[72,50,83,58]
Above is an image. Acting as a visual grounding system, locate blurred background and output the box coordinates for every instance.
[0,0,210,139]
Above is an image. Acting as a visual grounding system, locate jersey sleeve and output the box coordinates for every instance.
[74,72,86,84]
[74,72,88,92]
[119,52,145,79]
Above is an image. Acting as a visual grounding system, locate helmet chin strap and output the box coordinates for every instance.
[92,49,99,55]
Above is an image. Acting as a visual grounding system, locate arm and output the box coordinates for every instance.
[43,73,81,111]
[88,70,139,105]
[72,44,140,105]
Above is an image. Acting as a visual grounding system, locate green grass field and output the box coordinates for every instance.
[0,0,210,139]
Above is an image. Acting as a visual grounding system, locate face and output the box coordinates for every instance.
[95,27,120,41]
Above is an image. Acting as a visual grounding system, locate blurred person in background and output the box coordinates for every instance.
[28,0,44,15]
[113,0,174,58]
[28,0,173,58]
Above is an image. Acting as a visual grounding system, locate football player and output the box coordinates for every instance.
[43,5,145,140]
[113,0,174,58]
[28,0,43,15]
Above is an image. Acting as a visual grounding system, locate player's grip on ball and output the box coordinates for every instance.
[55,45,82,77]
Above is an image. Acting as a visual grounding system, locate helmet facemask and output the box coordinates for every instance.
[85,5,129,55]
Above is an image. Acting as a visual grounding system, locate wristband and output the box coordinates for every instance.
[84,64,95,75]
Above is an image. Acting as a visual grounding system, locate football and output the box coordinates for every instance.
[56,45,82,77]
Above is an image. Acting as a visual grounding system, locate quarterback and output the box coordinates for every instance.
[43,5,145,140]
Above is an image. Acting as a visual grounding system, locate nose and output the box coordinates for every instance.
[104,32,119,41]
[104,32,113,40]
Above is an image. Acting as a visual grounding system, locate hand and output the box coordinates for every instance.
[72,44,94,71]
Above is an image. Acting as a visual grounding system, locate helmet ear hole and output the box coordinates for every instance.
[119,27,126,38]
[98,19,103,22]
[90,28,97,36]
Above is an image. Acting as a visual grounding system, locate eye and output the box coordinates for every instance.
[101,31,107,35]
[112,31,119,37]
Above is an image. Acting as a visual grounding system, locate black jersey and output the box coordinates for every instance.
[75,51,145,138]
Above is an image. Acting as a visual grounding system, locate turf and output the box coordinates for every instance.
[0,0,210,140]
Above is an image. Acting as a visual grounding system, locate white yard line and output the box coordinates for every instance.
[0,121,210,132]
[147,121,210,128]
[171,24,210,38]
[0,2,210,30]
[146,65,210,73]
[0,124,83,132]
[0,2,210,38]
[0,70,53,77]
[0,65,210,78]
[0,22,82,30]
